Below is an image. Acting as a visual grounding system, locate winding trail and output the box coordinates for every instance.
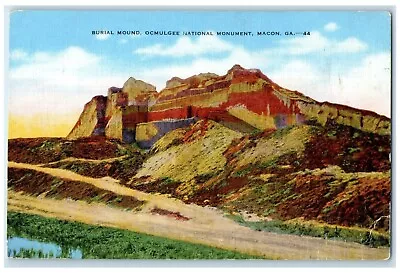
[7,161,390,260]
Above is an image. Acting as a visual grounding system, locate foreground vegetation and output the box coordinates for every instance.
[7,212,262,259]
[226,214,390,248]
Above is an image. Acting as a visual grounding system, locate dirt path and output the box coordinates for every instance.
[8,161,225,223]
[7,162,390,260]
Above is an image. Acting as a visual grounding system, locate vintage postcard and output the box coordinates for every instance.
[6,10,391,260]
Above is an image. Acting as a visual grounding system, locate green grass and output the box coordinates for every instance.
[232,167,252,178]
[269,125,295,139]
[226,214,390,248]
[159,176,180,186]
[7,212,262,259]
[116,142,142,157]
[29,140,56,153]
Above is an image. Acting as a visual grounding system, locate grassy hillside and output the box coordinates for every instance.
[129,120,391,232]
[8,119,391,241]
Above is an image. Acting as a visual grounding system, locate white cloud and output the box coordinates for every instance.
[136,47,268,89]
[269,53,391,117]
[324,22,339,32]
[279,31,367,55]
[134,35,233,57]
[10,47,100,83]
[8,47,128,117]
[118,39,128,44]
[95,33,110,40]
[334,37,368,53]
[269,60,323,92]
[333,52,391,117]
[281,32,330,55]
[137,31,367,60]
[10,49,28,61]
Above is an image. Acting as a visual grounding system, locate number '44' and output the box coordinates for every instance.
[303,32,310,35]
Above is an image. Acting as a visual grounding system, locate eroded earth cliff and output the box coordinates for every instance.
[68,65,390,148]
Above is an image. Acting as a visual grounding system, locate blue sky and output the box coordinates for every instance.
[10,11,390,56]
[8,10,392,137]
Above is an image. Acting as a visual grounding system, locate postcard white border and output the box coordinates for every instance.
[1,1,398,272]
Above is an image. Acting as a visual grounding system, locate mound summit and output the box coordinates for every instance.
[68,64,390,148]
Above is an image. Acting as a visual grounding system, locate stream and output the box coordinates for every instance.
[7,236,82,259]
